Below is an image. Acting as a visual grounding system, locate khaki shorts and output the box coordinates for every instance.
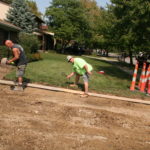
[16,65,26,77]
[82,73,90,82]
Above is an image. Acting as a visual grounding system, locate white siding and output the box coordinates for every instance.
[0,2,10,20]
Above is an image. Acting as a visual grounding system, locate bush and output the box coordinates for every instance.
[0,46,10,59]
[19,32,40,55]
[27,53,42,62]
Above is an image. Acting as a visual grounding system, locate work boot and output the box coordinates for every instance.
[13,83,23,91]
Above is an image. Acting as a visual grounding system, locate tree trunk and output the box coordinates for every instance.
[106,50,109,57]
[129,50,133,65]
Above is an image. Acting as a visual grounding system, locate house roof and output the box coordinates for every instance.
[0,0,11,5]
[35,16,45,23]
[33,31,55,36]
[0,19,21,31]
[33,31,42,36]
[42,31,54,36]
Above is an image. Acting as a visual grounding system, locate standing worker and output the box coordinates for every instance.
[5,40,28,89]
[66,56,93,98]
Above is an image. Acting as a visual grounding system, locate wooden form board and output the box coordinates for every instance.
[0,79,150,105]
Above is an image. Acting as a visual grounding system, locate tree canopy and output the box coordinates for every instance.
[7,0,37,33]
[26,0,42,18]
[7,0,148,63]
[110,0,150,64]
[45,0,94,49]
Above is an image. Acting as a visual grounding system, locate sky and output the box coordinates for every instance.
[34,0,111,14]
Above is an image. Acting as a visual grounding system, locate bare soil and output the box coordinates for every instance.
[0,66,150,150]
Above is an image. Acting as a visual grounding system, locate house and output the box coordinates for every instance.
[0,0,54,50]
[33,16,55,50]
[0,0,21,45]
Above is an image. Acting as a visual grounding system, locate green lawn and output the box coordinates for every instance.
[5,52,148,99]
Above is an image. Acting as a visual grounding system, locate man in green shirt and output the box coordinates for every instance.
[66,56,93,97]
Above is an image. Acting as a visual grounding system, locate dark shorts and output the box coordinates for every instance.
[16,65,26,77]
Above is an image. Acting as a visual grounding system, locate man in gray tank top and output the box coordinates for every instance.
[5,40,27,87]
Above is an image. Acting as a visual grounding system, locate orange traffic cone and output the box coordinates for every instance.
[147,77,150,95]
[140,62,147,92]
[138,63,146,88]
[144,65,150,90]
[147,67,150,94]
[130,62,139,91]
[138,74,142,89]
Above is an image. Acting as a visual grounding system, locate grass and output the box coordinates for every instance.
[5,52,148,99]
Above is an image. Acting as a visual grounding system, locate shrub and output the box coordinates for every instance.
[27,53,42,62]
[0,46,10,59]
[19,32,40,55]
[18,32,41,61]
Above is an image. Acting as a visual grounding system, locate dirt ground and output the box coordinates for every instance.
[0,66,150,150]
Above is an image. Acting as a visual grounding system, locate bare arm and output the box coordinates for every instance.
[67,72,75,79]
[7,48,20,64]
[84,64,92,75]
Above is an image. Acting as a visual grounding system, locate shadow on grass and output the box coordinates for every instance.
[22,78,31,89]
[91,59,132,81]
[24,77,31,83]
[77,83,84,91]
[65,81,84,91]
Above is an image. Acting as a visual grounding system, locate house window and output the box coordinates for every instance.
[0,28,9,45]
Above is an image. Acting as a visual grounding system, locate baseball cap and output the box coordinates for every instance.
[67,55,73,62]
